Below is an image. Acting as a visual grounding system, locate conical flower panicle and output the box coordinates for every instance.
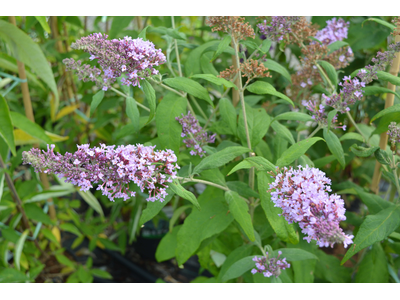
[23,144,179,203]
[268,165,354,248]
[63,33,166,91]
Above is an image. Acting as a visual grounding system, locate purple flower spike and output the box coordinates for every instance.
[63,33,166,91]
[268,165,354,248]
[175,111,216,158]
[257,17,301,42]
[315,17,350,45]
[22,144,179,203]
[251,252,290,278]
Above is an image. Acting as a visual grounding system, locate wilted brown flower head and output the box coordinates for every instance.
[206,16,255,41]
[218,59,271,84]
[290,17,319,45]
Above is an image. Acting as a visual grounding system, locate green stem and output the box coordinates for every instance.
[308,125,322,139]
[148,77,185,97]
[189,94,208,121]
[315,63,335,93]
[110,87,150,112]
[391,151,400,203]
[346,111,369,146]
[171,17,182,77]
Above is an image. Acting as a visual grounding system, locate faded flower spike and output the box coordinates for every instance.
[269,165,354,248]
[22,144,179,202]
[257,16,301,42]
[388,122,400,149]
[176,111,216,158]
[251,252,290,278]
[63,33,166,91]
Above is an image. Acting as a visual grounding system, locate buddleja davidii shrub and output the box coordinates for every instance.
[17,16,400,283]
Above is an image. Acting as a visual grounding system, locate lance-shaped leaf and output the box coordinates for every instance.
[169,180,200,210]
[323,128,345,169]
[0,94,16,155]
[276,137,324,167]
[246,81,294,107]
[193,146,251,175]
[141,79,156,123]
[225,190,255,241]
[341,205,400,264]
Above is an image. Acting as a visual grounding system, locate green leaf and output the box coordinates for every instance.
[238,105,271,148]
[357,191,393,215]
[126,97,140,132]
[176,188,233,265]
[163,77,213,106]
[90,90,105,116]
[272,248,318,261]
[147,26,186,40]
[34,16,51,34]
[169,205,192,232]
[191,74,237,90]
[77,265,93,283]
[109,16,134,39]
[323,128,345,169]
[363,18,395,31]
[363,86,400,100]
[218,244,253,282]
[276,137,324,167]
[371,104,400,123]
[155,92,187,155]
[128,201,142,244]
[219,98,237,135]
[246,81,294,107]
[225,190,255,241]
[355,242,389,283]
[169,180,200,210]
[55,254,75,269]
[271,121,295,145]
[326,109,338,131]
[0,268,29,283]
[0,94,16,155]
[0,20,58,115]
[138,25,149,40]
[374,149,391,166]
[260,39,272,53]
[227,156,275,176]
[77,189,104,217]
[342,205,400,264]
[198,169,227,187]
[350,144,379,157]
[60,223,82,237]
[10,111,53,145]
[376,71,400,86]
[91,269,113,280]
[156,225,182,262]
[221,255,255,282]
[193,146,251,174]
[327,41,349,54]
[226,181,259,199]
[273,112,313,123]
[14,229,29,270]
[317,60,338,89]
[257,171,298,244]
[24,203,52,225]
[41,228,60,247]
[185,40,219,76]
[263,59,292,83]
[314,250,351,283]
[339,132,364,142]
[141,79,156,123]
[210,35,232,62]
[139,188,174,226]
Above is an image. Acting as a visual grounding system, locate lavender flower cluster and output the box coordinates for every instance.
[251,252,290,278]
[22,144,179,202]
[388,122,400,149]
[269,166,354,248]
[63,33,166,91]
[175,111,216,157]
[257,17,301,42]
[302,99,346,131]
[314,17,350,45]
